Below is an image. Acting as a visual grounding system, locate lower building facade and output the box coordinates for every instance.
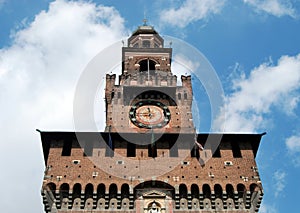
[39,132,264,213]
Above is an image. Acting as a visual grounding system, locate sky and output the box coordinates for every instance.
[0,0,300,212]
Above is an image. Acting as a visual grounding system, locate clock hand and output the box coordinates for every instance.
[136,112,149,115]
[147,107,152,118]
[147,107,152,119]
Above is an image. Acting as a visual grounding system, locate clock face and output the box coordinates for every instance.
[129,100,171,129]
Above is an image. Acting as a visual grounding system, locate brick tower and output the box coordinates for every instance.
[39,24,264,212]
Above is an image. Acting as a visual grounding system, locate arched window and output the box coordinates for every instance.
[237,184,246,199]
[191,184,199,199]
[178,93,181,100]
[109,184,118,199]
[214,184,223,198]
[203,184,211,198]
[46,182,56,199]
[73,183,82,199]
[60,183,69,199]
[226,184,234,199]
[250,183,261,208]
[250,183,260,198]
[250,183,259,192]
[139,59,156,73]
[47,182,56,192]
[179,184,187,198]
[97,184,105,199]
[85,183,93,200]
[121,184,130,199]
[184,93,188,100]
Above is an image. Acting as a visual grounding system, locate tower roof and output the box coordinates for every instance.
[128,23,164,47]
[131,25,159,36]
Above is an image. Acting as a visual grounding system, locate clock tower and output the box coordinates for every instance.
[105,24,193,134]
[39,23,264,213]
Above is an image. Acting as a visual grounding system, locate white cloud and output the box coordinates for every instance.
[159,0,226,28]
[260,202,278,213]
[273,170,286,197]
[172,53,200,76]
[158,0,297,29]
[0,0,5,9]
[285,135,300,166]
[243,0,296,18]
[0,0,125,212]
[286,135,300,152]
[214,54,300,132]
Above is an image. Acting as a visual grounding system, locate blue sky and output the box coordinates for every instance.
[0,0,300,212]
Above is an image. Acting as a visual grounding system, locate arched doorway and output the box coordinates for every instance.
[134,181,175,213]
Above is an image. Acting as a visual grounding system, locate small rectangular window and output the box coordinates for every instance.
[83,142,93,156]
[212,146,221,158]
[62,140,72,156]
[105,137,114,157]
[142,40,150,48]
[191,146,199,158]
[148,144,157,158]
[127,142,136,157]
[169,141,178,157]
[231,142,242,158]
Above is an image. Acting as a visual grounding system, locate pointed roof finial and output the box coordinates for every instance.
[143,9,148,26]
[143,18,148,26]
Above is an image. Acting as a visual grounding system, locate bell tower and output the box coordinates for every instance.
[105,24,194,134]
[123,24,170,74]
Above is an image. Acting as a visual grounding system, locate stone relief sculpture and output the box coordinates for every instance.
[148,202,161,213]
